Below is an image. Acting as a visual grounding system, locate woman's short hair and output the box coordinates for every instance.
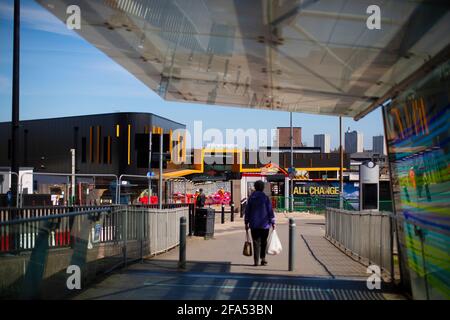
[254,180,265,192]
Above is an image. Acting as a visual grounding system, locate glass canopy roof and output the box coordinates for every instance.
[37,0,450,119]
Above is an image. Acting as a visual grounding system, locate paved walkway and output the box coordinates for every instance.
[74,213,405,300]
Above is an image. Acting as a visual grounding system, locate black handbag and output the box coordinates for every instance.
[243,230,253,257]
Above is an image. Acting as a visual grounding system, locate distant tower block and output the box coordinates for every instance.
[314,134,330,153]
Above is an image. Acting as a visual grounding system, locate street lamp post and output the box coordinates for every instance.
[11,0,21,210]
[70,149,76,205]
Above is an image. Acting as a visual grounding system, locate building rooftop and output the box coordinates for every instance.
[350,152,387,160]
[0,112,186,127]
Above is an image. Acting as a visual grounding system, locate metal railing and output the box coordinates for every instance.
[0,205,113,252]
[0,205,189,298]
[325,208,394,278]
[0,205,189,255]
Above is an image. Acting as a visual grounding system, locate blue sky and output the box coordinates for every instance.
[0,0,385,150]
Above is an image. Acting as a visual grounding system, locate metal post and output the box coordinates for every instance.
[184,180,187,204]
[221,204,225,224]
[230,202,234,222]
[290,112,294,212]
[339,116,344,209]
[179,216,186,269]
[140,209,144,261]
[123,207,128,267]
[188,203,193,236]
[159,131,163,209]
[289,218,296,271]
[64,175,69,206]
[148,130,152,199]
[70,149,76,206]
[15,173,20,208]
[11,0,21,212]
[116,177,120,205]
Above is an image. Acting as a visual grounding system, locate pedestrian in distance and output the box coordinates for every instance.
[196,188,206,208]
[6,188,13,207]
[244,180,276,266]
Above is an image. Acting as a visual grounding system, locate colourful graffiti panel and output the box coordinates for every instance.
[384,59,450,299]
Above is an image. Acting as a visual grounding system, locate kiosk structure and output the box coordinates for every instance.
[359,161,379,211]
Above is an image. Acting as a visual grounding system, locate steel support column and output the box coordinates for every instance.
[11,0,21,211]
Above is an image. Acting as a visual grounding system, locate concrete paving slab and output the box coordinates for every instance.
[73,213,406,300]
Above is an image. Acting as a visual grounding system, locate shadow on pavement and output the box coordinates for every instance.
[74,259,404,300]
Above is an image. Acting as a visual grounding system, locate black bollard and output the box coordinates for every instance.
[289,218,296,271]
[221,204,225,224]
[179,216,186,269]
[230,202,235,222]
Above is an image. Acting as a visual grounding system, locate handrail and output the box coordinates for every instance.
[0,207,112,226]
[0,205,190,298]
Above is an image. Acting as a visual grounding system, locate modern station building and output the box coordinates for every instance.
[0,112,186,204]
[1,0,447,299]
[0,112,186,176]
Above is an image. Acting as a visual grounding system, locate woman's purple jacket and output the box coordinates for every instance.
[244,191,275,230]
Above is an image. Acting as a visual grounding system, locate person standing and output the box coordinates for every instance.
[244,180,275,266]
[6,188,13,207]
[196,188,206,208]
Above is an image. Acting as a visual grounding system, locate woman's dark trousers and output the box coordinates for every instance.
[251,228,270,265]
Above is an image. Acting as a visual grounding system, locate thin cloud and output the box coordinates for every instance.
[0,75,11,93]
[0,1,80,38]
[0,2,13,17]
[0,75,9,84]
[22,4,81,38]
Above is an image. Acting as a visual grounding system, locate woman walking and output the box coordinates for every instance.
[244,180,276,266]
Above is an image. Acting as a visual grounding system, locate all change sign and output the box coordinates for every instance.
[293,182,340,196]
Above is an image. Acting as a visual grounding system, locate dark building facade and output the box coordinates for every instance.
[0,112,186,176]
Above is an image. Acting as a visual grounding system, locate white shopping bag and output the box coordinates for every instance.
[266,229,282,255]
